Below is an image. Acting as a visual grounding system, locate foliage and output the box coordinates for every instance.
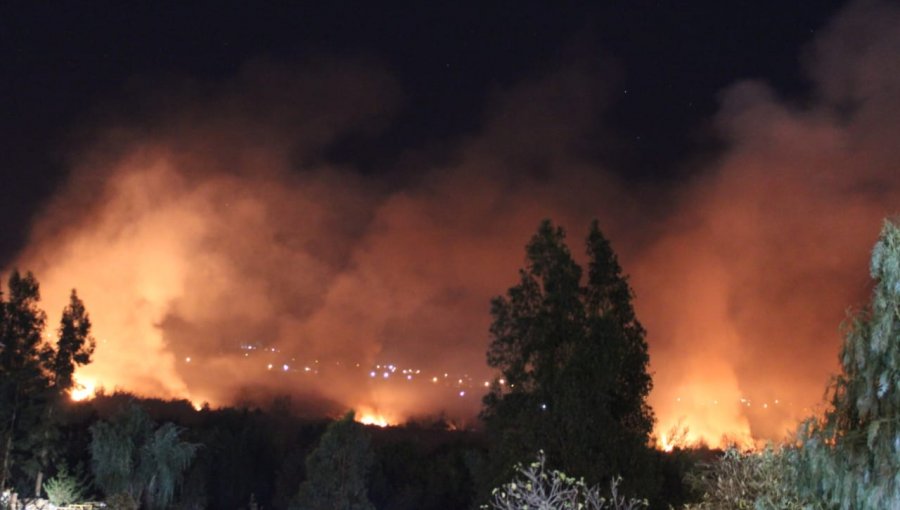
[34,290,96,497]
[90,403,198,510]
[683,445,817,510]
[105,491,139,510]
[0,270,49,491]
[43,464,90,506]
[48,290,96,395]
[291,411,375,510]
[784,219,900,508]
[481,220,655,496]
[483,451,648,510]
[368,436,479,510]
[0,271,94,495]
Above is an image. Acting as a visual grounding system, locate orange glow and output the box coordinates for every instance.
[12,7,900,447]
[69,374,97,402]
[355,407,395,428]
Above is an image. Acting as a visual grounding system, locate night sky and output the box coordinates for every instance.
[1,1,845,263]
[2,1,897,443]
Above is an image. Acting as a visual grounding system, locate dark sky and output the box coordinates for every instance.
[0,1,845,266]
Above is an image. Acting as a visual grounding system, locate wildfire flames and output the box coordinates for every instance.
[11,1,900,449]
[355,408,395,428]
[69,374,97,402]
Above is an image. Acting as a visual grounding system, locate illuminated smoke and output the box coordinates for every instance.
[9,1,900,445]
[635,0,900,445]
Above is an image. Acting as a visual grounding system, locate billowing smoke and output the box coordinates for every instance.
[8,1,900,442]
[635,0,900,444]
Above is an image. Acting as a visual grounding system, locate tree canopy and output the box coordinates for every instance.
[292,411,375,510]
[90,402,198,510]
[792,219,900,507]
[0,270,95,496]
[481,220,655,495]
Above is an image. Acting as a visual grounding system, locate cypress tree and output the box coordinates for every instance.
[481,220,655,497]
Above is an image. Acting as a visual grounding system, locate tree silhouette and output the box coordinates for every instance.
[34,290,95,497]
[90,403,198,510]
[0,272,96,497]
[481,220,655,496]
[292,411,375,510]
[0,271,48,493]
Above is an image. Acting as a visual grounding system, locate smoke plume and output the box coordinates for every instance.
[9,1,900,443]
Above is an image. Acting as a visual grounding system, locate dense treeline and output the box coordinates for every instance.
[23,393,488,509]
[29,392,699,509]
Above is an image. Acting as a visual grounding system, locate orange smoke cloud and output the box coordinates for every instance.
[9,1,900,447]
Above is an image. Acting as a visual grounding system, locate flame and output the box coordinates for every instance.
[355,407,395,428]
[70,374,97,402]
[658,433,676,453]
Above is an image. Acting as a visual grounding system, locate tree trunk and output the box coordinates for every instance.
[0,431,12,492]
[34,395,57,498]
[33,470,43,500]
[1,382,22,492]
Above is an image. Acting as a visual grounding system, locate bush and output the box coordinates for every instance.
[44,465,90,506]
[683,445,820,509]
[105,491,139,510]
[482,451,648,510]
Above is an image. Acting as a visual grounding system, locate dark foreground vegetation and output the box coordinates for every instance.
[5,218,900,509]
[2,391,705,510]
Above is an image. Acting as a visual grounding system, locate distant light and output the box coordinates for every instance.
[498,378,506,385]
[304,366,311,372]
[185,357,191,363]
[369,371,376,378]
[382,372,389,379]
[432,377,438,383]
[457,379,463,385]
[282,364,289,372]
[267,364,273,370]
[484,381,490,387]
[406,375,412,381]
[540,403,547,410]
[459,391,465,397]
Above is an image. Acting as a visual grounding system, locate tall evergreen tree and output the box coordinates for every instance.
[49,290,95,393]
[794,219,900,508]
[291,412,375,510]
[34,290,96,497]
[0,271,48,493]
[481,220,655,496]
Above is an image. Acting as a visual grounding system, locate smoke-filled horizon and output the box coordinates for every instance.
[6,0,900,445]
